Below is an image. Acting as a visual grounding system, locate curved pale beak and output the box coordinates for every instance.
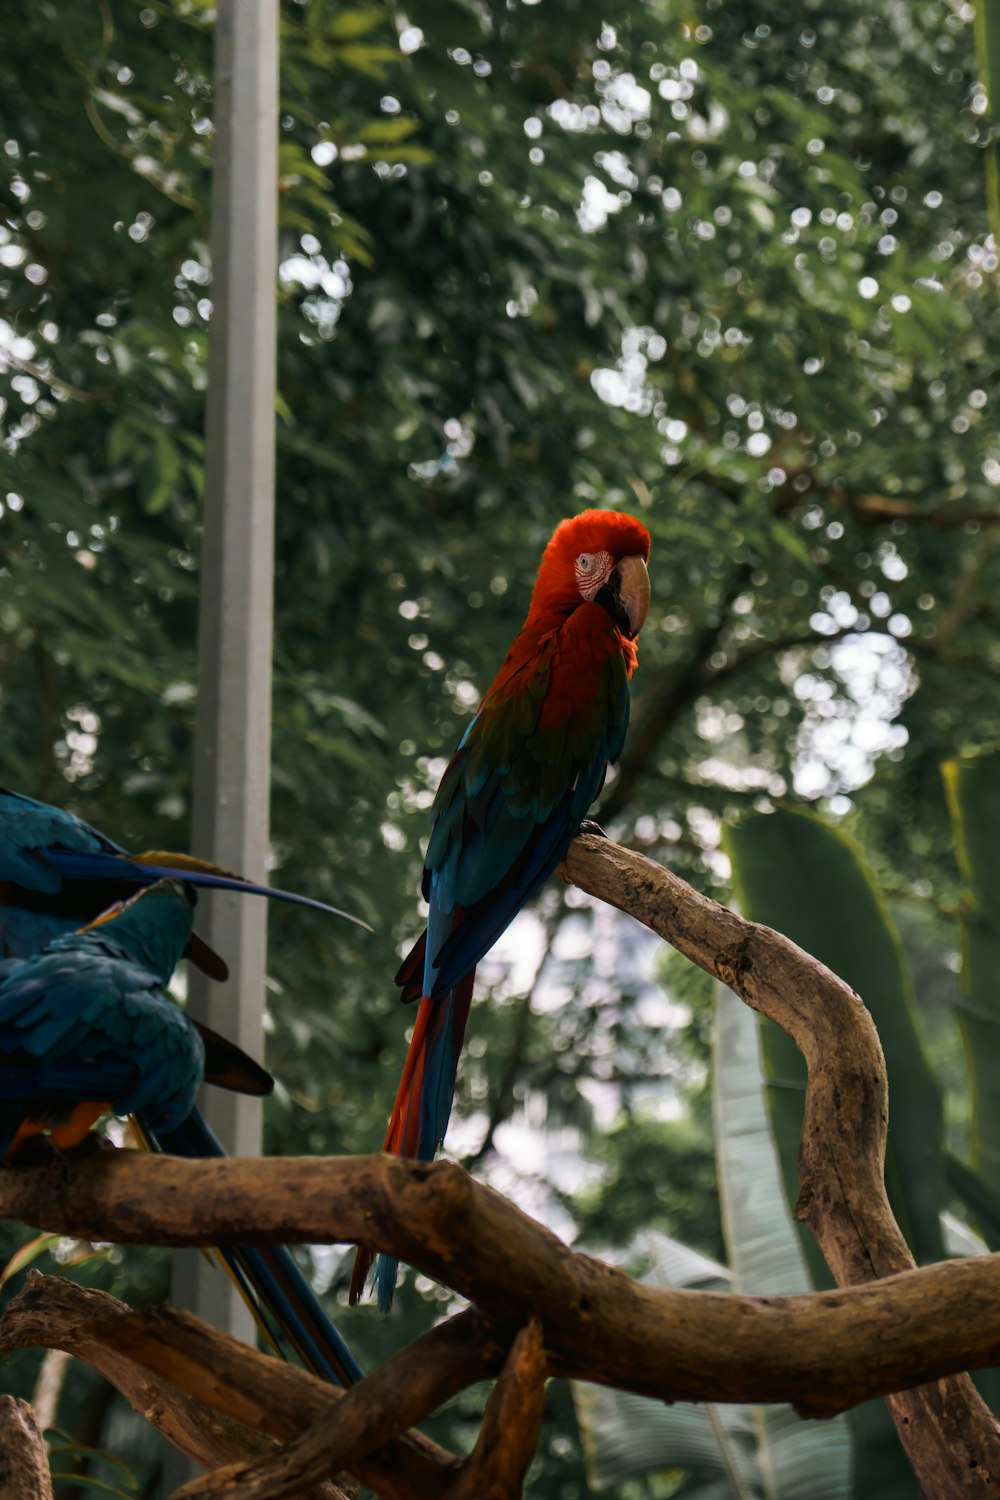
[615,554,651,639]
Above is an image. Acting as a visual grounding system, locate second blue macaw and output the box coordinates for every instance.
[0,880,362,1387]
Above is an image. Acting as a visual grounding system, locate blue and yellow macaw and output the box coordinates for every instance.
[0,785,367,978]
[351,509,651,1309]
[0,879,362,1387]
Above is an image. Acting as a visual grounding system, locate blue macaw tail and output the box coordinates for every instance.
[143,1108,363,1387]
[41,847,371,931]
[350,971,475,1311]
[373,1247,400,1314]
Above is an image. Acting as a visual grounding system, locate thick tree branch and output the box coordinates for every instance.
[444,1320,547,1500]
[0,1274,462,1500]
[0,1397,53,1500]
[166,1308,500,1500]
[4,1148,1000,1420]
[559,838,903,1278]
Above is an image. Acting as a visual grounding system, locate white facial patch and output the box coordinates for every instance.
[574,548,614,601]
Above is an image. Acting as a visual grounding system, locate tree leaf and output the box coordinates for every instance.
[724,808,946,1272]
[357,117,421,144]
[714,987,853,1500]
[941,749,1000,1193]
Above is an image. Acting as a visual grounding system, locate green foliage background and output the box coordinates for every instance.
[1,0,998,1493]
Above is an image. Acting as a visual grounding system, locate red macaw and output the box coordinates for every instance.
[351,508,651,1308]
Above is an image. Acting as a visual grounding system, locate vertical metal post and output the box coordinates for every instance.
[170,0,279,1345]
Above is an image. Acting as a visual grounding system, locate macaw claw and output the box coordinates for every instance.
[578,819,609,840]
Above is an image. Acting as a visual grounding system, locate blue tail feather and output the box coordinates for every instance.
[374,1252,399,1313]
[147,1108,363,1387]
[42,848,371,931]
[418,986,470,1161]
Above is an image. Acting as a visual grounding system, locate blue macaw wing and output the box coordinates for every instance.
[0,951,143,1050]
[0,894,363,1391]
[0,788,121,893]
[0,956,99,1050]
[0,941,203,1133]
[0,1058,135,1097]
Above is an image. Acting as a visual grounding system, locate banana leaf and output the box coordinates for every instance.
[942,749,1000,1195]
[714,986,852,1500]
[723,808,946,1274]
[723,806,940,1498]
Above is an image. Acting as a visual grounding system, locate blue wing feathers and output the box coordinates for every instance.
[424,748,609,997]
[0,900,203,1133]
[418,986,468,1158]
[0,877,364,1389]
[423,647,629,985]
[151,1110,364,1386]
[416,646,628,1007]
[0,788,123,894]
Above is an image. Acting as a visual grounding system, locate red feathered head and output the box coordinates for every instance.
[529,509,651,643]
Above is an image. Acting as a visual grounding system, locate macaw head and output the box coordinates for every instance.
[529,509,652,643]
[80,878,196,983]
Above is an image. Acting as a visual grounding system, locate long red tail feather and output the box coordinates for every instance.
[350,977,474,1306]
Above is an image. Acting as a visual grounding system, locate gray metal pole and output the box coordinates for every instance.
[170,0,279,1348]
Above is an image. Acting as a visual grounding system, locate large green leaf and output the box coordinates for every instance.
[945,1153,1000,1251]
[574,1382,760,1499]
[723,809,946,1273]
[714,987,853,1500]
[939,750,1000,1416]
[723,807,942,1500]
[942,749,1000,1193]
[973,0,1000,246]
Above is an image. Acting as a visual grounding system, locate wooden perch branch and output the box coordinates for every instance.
[1,835,999,1495]
[166,1308,500,1500]
[4,1148,1000,1418]
[0,1396,53,1500]
[558,835,904,1281]
[446,1320,548,1500]
[1,1273,463,1500]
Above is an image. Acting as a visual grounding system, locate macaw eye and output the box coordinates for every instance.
[574,547,612,599]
